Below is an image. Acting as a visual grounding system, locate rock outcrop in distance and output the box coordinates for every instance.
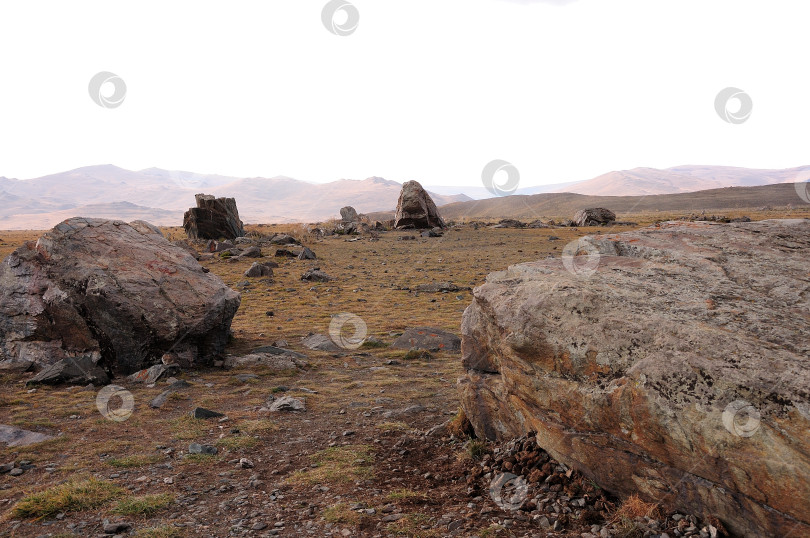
[572,207,616,226]
[183,193,245,240]
[394,180,446,229]
[459,219,810,538]
[0,218,241,377]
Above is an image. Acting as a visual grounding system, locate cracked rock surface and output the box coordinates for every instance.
[0,218,241,376]
[460,219,810,537]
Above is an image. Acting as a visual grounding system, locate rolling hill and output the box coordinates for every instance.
[0,166,471,230]
[436,183,809,221]
[558,165,810,196]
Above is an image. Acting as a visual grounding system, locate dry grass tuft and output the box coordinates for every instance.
[288,444,375,485]
[11,476,123,519]
[113,493,174,516]
[446,407,474,438]
[322,502,361,525]
[609,494,661,538]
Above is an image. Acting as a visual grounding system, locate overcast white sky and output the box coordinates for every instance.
[0,0,807,187]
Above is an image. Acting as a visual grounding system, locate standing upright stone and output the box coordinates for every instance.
[340,206,359,223]
[183,194,245,240]
[394,181,445,229]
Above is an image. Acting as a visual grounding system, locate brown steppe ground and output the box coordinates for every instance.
[0,207,807,537]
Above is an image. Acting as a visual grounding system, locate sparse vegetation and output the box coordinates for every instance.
[169,415,208,440]
[387,488,428,502]
[465,439,489,461]
[106,454,163,468]
[609,494,662,538]
[113,493,174,516]
[0,214,794,535]
[446,407,474,438]
[133,525,186,538]
[216,434,259,450]
[322,503,361,525]
[376,421,410,432]
[288,444,375,485]
[11,477,123,519]
[360,339,389,349]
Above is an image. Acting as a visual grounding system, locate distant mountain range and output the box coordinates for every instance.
[0,165,471,229]
[0,164,807,229]
[560,165,810,196]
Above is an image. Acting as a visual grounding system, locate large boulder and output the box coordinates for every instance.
[340,206,359,223]
[183,193,245,240]
[573,207,616,226]
[0,218,241,376]
[459,219,810,538]
[394,181,445,229]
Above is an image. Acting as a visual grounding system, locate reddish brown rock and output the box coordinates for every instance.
[459,219,810,538]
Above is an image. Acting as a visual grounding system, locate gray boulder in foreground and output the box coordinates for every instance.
[0,218,241,377]
[459,219,810,537]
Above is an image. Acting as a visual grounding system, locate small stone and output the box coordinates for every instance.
[188,443,217,455]
[381,513,403,522]
[252,522,268,531]
[103,522,132,534]
[269,396,305,412]
[191,407,224,419]
[9,468,23,476]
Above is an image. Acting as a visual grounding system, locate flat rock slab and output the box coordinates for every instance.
[26,356,109,386]
[391,327,461,352]
[149,380,192,409]
[0,359,35,372]
[0,424,54,447]
[301,334,341,352]
[251,345,308,359]
[459,219,810,538]
[415,281,469,293]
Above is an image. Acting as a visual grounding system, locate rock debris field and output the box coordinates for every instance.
[0,209,807,537]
